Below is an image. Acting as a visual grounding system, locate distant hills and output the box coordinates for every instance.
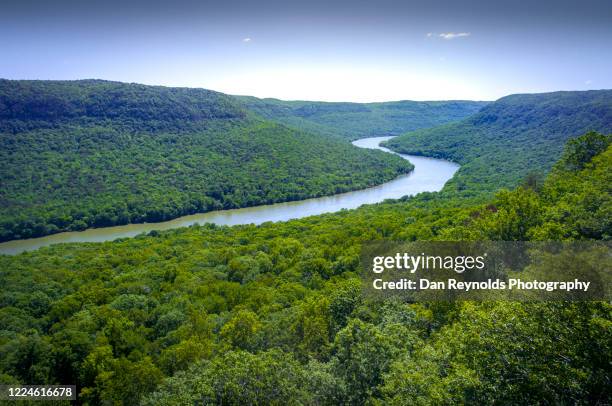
[0,79,415,241]
[385,90,612,197]
[236,96,487,140]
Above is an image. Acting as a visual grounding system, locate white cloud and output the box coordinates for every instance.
[438,32,471,40]
[585,80,593,85]
[242,37,252,43]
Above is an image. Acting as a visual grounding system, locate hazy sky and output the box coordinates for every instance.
[1,0,611,101]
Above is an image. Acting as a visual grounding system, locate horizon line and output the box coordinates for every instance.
[2,76,610,104]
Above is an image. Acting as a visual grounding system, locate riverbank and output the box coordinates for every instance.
[0,136,459,254]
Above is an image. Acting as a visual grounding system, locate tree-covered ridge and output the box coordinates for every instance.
[0,80,413,242]
[384,90,612,197]
[0,133,609,404]
[236,96,488,140]
[0,79,246,132]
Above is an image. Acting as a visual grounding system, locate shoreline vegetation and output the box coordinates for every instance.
[0,136,463,254]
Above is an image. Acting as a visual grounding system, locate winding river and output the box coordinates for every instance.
[0,136,459,255]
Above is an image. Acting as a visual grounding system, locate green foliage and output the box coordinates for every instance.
[0,134,609,404]
[0,79,245,130]
[380,302,611,405]
[559,130,611,171]
[533,132,612,240]
[385,90,612,198]
[236,96,488,140]
[0,80,413,241]
[143,350,327,405]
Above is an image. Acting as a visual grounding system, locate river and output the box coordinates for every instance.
[0,136,459,254]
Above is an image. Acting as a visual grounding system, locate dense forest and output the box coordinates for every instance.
[236,96,487,140]
[384,90,612,197]
[0,79,246,130]
[0,81,610,404]
[0,131,609,404]
[0,80,414,242]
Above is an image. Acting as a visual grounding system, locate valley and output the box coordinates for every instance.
[0,81,610,405]
[0,136,458,254]
[1,1,610,404]
[0,80,422,242]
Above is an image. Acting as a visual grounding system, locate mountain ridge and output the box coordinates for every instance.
[384,89,612,197]
[235,95,488,139]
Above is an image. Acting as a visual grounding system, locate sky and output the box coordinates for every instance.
[1,0,611,102]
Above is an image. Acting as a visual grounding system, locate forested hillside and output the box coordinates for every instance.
[0,79,246,130]
[0,132,609,405]
[236,96,487,140]
[0,80,412,242]
[384,90,612,197]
